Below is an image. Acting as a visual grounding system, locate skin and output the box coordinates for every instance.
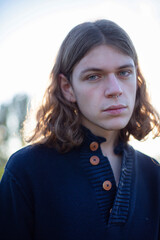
[60,44,137,184]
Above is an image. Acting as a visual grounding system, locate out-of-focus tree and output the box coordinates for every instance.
[0,94,29,179]
[0,104,9,167]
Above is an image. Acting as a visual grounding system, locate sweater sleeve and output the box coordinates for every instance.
[0,168,34,240]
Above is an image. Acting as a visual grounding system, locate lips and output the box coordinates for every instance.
[103,104,127,115]
[106,104,127,110]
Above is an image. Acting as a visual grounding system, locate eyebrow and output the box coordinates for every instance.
[118,64,135,69]
[79,64,135,77]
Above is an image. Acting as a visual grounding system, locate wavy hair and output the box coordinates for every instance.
[23,19,160,152]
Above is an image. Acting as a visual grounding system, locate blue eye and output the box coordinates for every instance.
[118,70,131,77]
[88,75,100,81]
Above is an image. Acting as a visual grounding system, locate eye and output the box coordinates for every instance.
[118,70,132,78]
[87,74,101,81]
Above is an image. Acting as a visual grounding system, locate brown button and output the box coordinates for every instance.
[90,156,100,165]
[90,142,99,151]
[103,180,112,191]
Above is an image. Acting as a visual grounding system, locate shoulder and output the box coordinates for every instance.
[125,144,160,177]
[5,144,79,178]
[9,143,59,159]
[129,146,160,181]
[135,149,160,168]
[7,144,57,164]
[126,144,160,166]
[5,144,64,178]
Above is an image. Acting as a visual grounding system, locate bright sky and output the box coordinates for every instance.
[0,0,160,157]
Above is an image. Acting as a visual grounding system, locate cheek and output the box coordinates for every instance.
[128,84,137,110]
[74,88,99,112]
[74,85,94,101]
[76,92,91,109]
[125,80,137,97]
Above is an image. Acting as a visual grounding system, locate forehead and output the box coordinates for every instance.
[73,45,134,75]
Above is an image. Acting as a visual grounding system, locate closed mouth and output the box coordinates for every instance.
[104,104,127,111]
[102,105,127,115]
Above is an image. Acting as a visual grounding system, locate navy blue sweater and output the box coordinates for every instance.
[0,130,160,240]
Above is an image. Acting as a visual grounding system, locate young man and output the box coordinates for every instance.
[0,19,160,240]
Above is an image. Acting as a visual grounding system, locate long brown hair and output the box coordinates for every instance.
[23,19,160,152]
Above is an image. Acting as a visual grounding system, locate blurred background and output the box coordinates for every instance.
[0,0,160,178]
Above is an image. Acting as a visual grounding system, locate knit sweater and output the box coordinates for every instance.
[0,129,159,240]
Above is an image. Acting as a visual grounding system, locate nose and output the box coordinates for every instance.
[104,73,123,98]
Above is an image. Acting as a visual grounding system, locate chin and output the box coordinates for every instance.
[101,120,129,131]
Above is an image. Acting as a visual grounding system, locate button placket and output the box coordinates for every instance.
[79,138,118,225]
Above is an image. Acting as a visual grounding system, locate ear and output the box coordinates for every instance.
[59,74,76,102]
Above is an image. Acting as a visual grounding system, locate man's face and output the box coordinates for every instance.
[63,45,137,137]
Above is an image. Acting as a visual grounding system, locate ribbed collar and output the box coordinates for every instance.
[108,146,134,226]
[81,126,126,155]
[81,126,106,143]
